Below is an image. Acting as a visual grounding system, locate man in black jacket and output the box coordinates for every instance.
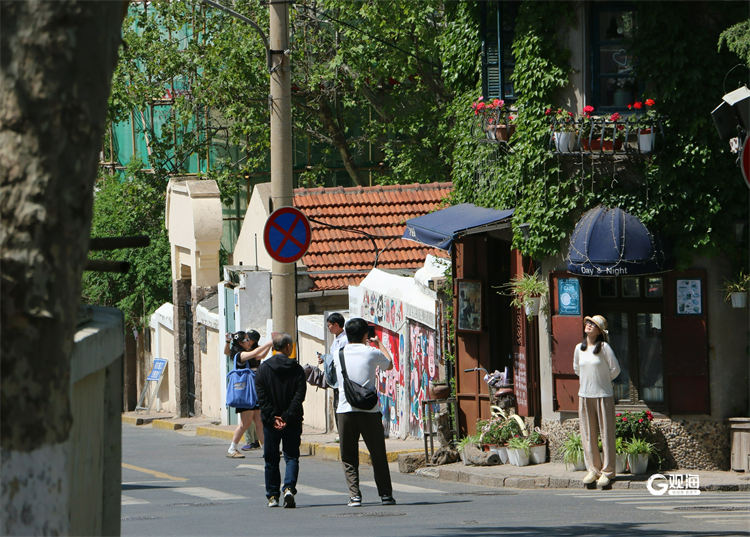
[255,333,307,508]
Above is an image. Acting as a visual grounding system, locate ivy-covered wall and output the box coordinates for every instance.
[451,1,748,272]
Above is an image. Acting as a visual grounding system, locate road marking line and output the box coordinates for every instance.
[360,480,440,494]
[621,499,748,505]
[236,464,263,471]
[680,513,750,519]
[174,487,245,501]
[121,494,149,505]
[122,463,187,482]
[296,484,343,496]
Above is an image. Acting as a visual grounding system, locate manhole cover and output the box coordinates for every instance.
[323,511,407,518]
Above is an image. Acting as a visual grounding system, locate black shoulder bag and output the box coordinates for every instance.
[338,349,378,410]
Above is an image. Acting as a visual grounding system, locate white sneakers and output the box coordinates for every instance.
[597,474,611,488]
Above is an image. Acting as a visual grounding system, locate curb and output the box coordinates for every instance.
[122,415,155,426]
[196,426,233,441]
[152,419,183,431]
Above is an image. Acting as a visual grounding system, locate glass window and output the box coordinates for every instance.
[591,4,638,110]
[605,312,630,401]
[638,313,664,402]
[645,277,663,298]
[588,274,664,407]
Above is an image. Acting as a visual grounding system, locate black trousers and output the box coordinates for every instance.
[337,411,392,498]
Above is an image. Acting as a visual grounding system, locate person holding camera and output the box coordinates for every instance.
[333,318,395,507]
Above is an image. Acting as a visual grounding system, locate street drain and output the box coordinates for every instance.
[674,506,749,512]
[323,511,407,518]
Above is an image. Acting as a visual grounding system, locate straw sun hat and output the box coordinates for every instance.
[584,314,609,342]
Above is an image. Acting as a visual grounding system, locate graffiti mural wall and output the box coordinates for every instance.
[373,325,403,438]
[408,323,439,437]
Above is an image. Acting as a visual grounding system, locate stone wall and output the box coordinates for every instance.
[541,417,730,470]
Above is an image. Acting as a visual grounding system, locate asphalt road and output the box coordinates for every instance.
[122,423,750,537]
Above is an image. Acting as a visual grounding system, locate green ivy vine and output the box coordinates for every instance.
[451,1,748,271]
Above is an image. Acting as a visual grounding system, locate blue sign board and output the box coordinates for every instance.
[146,358,168,382]
[263,207,312,263]
[558,278,581,316]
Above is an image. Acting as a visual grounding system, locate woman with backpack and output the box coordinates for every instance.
[226,330,272,458]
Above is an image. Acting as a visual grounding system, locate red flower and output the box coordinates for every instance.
[545,108,552,115]
[645,98,655,107]
[616,413,622,417]
[568,111,574,118]
[638,418,644,423]
[633,101,643,110]
[583,105,595,117]
[622,417,628,422]
[609,112,621,122]
[492,98,503,108]
[627,104,632,110]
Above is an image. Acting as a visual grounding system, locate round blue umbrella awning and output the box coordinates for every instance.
[567,206,668,276]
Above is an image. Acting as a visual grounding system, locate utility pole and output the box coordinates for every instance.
[269,0,296,337]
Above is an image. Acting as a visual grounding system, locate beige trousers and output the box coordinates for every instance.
[578,396,616,478]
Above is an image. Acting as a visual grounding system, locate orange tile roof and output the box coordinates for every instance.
[295,182,452,291]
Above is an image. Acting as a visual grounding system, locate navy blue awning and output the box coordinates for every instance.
[567,206,669,276]
[402,203,514,252]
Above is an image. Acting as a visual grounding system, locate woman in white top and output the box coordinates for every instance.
[573,315,621,489]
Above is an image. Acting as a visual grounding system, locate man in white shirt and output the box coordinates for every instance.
[334,317,395,507]
[318,313,348,438]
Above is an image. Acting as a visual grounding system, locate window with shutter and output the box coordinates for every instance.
[481,1,518,101]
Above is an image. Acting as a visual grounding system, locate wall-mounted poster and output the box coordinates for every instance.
[558,278,581,315]
[676,279,702,315]
[457,279,482,332]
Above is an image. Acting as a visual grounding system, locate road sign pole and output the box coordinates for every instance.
[269,1,295,338]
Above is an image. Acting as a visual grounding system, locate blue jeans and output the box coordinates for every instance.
[262,421,302,499]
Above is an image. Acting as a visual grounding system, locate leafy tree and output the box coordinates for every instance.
[82,162,172,330]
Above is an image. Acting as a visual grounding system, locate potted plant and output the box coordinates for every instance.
[457,434,481,465]
[498,271,548,319]
[528,429,548,464]
[722,271,749,308]
[546,107,576,152]
[561,432,585,471]
[429,380,451,400]
[507,435,531,466]
[615,436,627,474]
[624,437,654,474]
[472,97,515,141]
[626,98,658,153]
[615,409,654,440]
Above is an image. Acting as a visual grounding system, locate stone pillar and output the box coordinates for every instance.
[173,278,191,417]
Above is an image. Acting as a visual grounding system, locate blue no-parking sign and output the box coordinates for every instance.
[263,207,312,263]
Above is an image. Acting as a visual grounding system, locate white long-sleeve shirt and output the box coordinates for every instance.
[573,341,621,398]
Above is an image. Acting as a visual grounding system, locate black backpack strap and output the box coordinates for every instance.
[338,348,349,380]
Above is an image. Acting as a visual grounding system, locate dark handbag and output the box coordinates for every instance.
[303,364,328,390]
[226,354,258,408]
[338,349,378,410]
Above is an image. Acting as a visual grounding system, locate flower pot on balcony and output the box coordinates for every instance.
[488,124,515,142]
[638,129,655,153]
[582,138,623,152]
[553,131,575,153]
